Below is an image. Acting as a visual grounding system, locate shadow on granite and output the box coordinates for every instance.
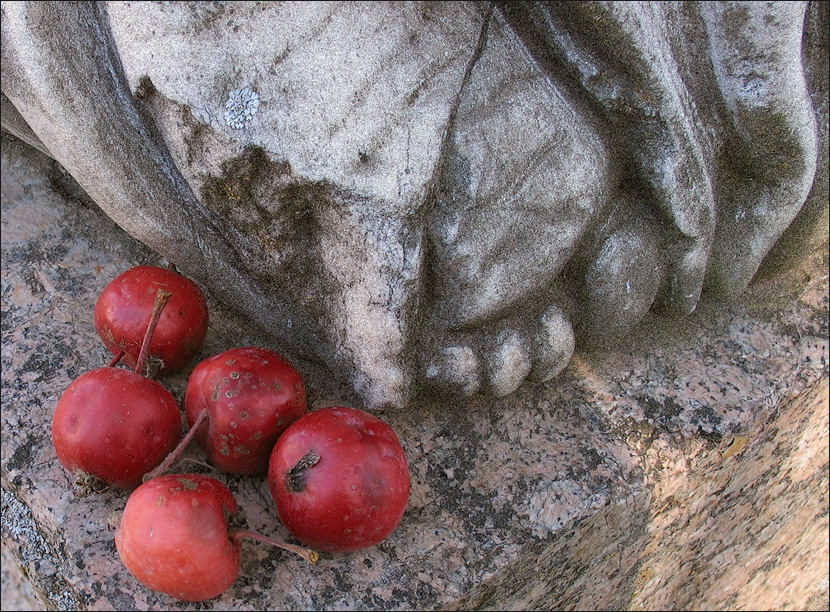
[447,379,829,611]
[2,130,828,610]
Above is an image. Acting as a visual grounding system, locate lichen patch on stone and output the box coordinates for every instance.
[224,87,260,129]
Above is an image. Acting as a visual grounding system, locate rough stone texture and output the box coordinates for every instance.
[2,1,827,410]
[446,380,830,611]
[2,130,828,609]
[2,540,40,611]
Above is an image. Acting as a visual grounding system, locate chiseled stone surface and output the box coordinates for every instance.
[2,131,828,610]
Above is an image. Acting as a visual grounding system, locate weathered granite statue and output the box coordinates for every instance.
[2,1,827,410]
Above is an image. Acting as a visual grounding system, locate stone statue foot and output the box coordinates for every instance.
[420,301,575,399]
[563,196,668,349]
[416,9,610,401]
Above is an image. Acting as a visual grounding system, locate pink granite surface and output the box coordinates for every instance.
[2,131,828,610]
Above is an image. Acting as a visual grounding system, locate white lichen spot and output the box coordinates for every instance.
[224,87,260,129]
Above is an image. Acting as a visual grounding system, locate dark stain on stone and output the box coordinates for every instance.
[580,447,604,471]
[392,586,411,604]
[641,395,683,426]
[134,75,156,99]
[106,589,138,611]
[7,437,36,472]
[413,580,438,606]
[19,343,69,383]
[330,565,353,592]
[691,401,723,431]
[197,147,350,344]
[696,425,723,446]
[361,591,389,608]
[312,584,337,609]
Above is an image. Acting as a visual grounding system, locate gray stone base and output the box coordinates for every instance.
[2,132,828,609]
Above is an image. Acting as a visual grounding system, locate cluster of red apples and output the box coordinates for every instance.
[51,265,411,602]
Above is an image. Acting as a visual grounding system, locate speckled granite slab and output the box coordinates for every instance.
[2,131,828,610]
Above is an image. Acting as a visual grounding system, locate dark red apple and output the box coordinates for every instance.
[268,406,410,553]
[95,265,208,376]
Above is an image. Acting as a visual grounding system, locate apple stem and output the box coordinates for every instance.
[107,350,125,368]
[231,529,319,565]
[143,408,209,482]
[134,288,172,377]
